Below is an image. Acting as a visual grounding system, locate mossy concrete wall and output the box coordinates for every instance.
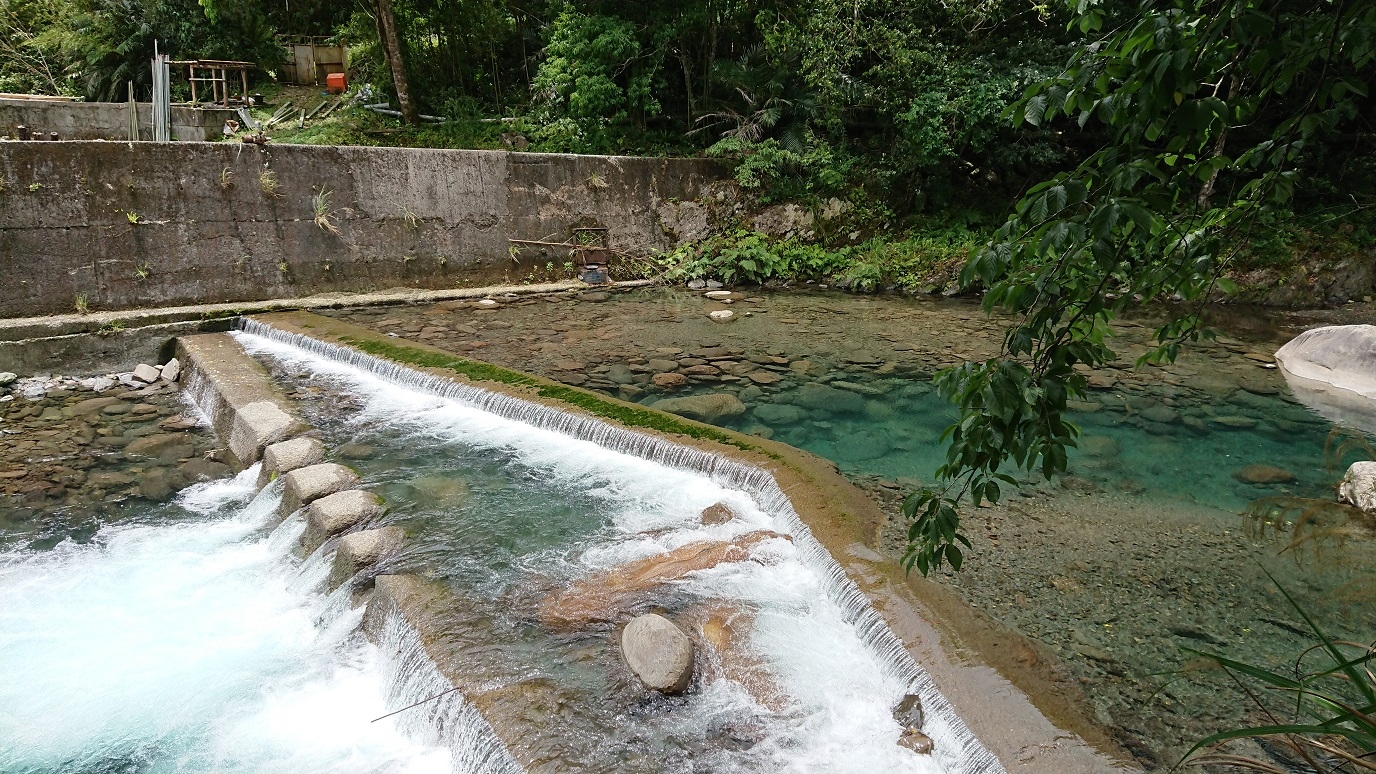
[0,142,725,318]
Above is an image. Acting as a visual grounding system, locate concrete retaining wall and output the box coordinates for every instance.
[0,98,238,142]
[0,142,725,318]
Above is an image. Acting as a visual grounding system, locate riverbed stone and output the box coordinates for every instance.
[329,526,406,589]
[132,363,161,383]
[651,393,746,423]
[159,358,181,382]
[752,403,805,424]
[303,488,384,551]
[257,436,326,487]
[652,372,689,389]
[898,728,935,755]
[281,462,361,517]
[795,383,866,414]
[540,531,789,629]
[621,614,695,694]
[1232,464,1296,485]
[0,372,16,387]
[894,693,925,730]
[1339,461,1376,513]
[125,433,191,457]
[700,503,737,525]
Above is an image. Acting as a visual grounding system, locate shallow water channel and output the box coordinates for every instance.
[320,288,1376,769]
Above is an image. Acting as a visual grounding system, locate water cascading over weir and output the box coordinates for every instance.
[40,309,1012,765]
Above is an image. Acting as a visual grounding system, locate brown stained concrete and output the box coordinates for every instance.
[253,310,1137,773]
[175,333,308,467]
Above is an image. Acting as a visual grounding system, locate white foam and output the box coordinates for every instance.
[235,329,985,773]
[0,481,450,773]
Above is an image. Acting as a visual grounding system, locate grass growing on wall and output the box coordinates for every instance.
[340,336,755,451]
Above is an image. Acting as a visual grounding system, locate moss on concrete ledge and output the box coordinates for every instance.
[339,335,756,451]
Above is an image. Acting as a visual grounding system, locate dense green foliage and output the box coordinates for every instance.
[0,0,279,99]
[902,0,1376,576]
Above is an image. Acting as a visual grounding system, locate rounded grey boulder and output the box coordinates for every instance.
[621,613,694,694]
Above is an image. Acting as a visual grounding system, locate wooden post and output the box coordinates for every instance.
[374,0,419,125]
[189,64,197,103]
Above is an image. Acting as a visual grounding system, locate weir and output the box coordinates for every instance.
[231,316,1007,774]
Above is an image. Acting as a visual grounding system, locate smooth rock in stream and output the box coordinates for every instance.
[700,503,737,525]
[1339,461,1376,513]
[794,383,866,414]
[1232,464,1296,485]
[898,728,935,755]
[708,310,736,323]
[257,436,326,487]
[651,393,746,423]
[304,489,385,551]
[621,614,695,694]
[329,526,406,589]
[132,364,161,384]
[539,531,790,629]
[0,372,16,387]
[752,403,804,424]
[281,463,361,516]
[893,693,925,729]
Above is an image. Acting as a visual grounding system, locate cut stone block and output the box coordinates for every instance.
[256,436,326,488]
[302,488,383,551]
[229,401,304,467]
[280,463,360,518]
[132,363,161,383]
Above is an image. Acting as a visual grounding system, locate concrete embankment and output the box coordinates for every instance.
[0,141,725,317]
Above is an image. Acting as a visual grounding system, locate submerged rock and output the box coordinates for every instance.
[751,403,805,425]
[621,613,694,694]
[1232,464,1296,485]
[794,383,865,414]
[651,393,746,423]
[539,530,790,629]
[652,372,689,390]
[1339,461,1376,513]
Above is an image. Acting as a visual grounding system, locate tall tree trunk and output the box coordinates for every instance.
[374,0,419,125]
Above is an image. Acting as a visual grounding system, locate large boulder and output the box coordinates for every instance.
[280,463,360,518]
[651,393,747,423]
[621,614,694,694]
[539,530,790,630]
[257,436,326,488]
[751,403,805,425]
[303,489,384,552]
[329,526,405,589]
[1339,461,1376,513]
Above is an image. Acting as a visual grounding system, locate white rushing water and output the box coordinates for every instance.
[235,325,1006,774]
[0,468,452,774]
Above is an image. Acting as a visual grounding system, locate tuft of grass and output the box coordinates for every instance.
[339,336,754,450]
[28,182,42,192]
[277,260,290,275]
[259,168,279,197]
[133,262,150,281]
[312,187,339,234]
[220,167,235,190]
[125,211,140,225]
[73,293,90,314]
[586,173,609,189]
